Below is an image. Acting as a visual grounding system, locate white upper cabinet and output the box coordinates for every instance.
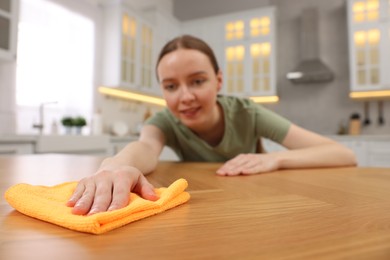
[347,0,390,92]
[0,0,19,61]
[182,7,277,98]
[101,3,181,96]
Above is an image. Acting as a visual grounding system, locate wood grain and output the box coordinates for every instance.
[1,154,390,259]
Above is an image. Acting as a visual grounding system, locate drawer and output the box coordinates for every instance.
[367,141,390,152]
[0,144,34,155]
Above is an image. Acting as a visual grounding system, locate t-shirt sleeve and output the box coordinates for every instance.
[252,103,291,144]
[144,109,177,147]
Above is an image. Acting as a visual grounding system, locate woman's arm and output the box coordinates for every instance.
[273,124,357,169]
[216,124,357,176]
[102,125,166,174]
[67,125,166,215]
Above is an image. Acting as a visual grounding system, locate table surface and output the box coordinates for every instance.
[1,154,390,259]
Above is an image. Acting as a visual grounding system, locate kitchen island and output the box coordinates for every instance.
[1,154,390,259]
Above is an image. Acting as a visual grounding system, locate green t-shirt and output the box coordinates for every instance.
[145,95,291,162]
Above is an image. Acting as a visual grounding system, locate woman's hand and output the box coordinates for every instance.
[216,153,280,176]
[66,165,158,215]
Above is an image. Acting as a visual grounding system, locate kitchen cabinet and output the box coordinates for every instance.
[0,0,19,61]
[102,3,154,94]
[0,143,33,155]
[34,135,110,155]
[366,140,390,167]
[335,139,369,166]
[331,135,390,167]
[182,7,277,98]
[347,0,390,93]
[101,3,180,96]
[110,136,179,161]
[0,135,35,155]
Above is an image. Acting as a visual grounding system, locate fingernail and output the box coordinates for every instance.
[108,206,117,211]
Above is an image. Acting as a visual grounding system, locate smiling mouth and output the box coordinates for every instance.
[180,107,201,117]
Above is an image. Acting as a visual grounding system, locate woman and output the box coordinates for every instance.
[67,35,356,215]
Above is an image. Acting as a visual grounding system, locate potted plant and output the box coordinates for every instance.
[61,116,74,134]
[73,116,87,134]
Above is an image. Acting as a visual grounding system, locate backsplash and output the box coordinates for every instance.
[99,95,163,136]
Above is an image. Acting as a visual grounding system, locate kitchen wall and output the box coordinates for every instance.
[175,0,389,135]
[0,0,388,136]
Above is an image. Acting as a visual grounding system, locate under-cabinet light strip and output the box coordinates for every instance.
[350,90,390,99]
[98,86,166,106]
[250,96,279,103]
[99,86,279,105]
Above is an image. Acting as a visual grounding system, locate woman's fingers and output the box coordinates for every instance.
[67,166,160,215]
[216,154,276,176]
[108,175,132,212]
[217,154,252,175]
[88,180,113,215]
[71,181,96,215]
[134,174,159,201]
[66,181,86,207]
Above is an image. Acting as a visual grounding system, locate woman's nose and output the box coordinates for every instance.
[180,86,195,103]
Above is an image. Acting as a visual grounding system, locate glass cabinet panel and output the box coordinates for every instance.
[250,42,271,92]
[353,29,381,87]
[352,0,380,23]
[141,24,153,89]
[225,45,245,93]
[225,20,244,41]
[121,14,137,84]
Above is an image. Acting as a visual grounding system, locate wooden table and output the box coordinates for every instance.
[1,154,390,259]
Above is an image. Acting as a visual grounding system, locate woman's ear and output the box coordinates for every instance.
[216,70,223,92]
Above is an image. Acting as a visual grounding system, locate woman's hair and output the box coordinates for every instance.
[155,35,220,80]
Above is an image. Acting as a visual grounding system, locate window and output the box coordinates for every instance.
[16,0,95,134]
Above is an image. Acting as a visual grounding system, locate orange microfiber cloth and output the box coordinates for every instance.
[4,178,190,234]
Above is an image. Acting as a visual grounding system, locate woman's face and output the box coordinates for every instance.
[157,48,222,130]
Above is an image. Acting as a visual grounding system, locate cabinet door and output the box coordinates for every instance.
[367,141,390,167]
[338,140,368,166]
[223,10,276,97]
[0,0,18,60]
[102,4,166,96]
[0,144,33,155]
[182,7,277,99]
[349,26,383,91]
[347,0,390,92]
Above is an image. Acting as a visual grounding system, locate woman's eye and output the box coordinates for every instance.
[192,79,206,86]
[163,84,177,91]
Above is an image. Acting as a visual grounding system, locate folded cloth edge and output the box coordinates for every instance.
[4,178,190,234]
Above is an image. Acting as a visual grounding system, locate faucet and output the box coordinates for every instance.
[32,101,58,135]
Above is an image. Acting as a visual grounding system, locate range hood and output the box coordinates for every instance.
[286,8,334,84]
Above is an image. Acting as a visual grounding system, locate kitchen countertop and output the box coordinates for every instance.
[2,134,390,142]
[0,134,139,144]
[328,135,390,141]
[1,155,390,259]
